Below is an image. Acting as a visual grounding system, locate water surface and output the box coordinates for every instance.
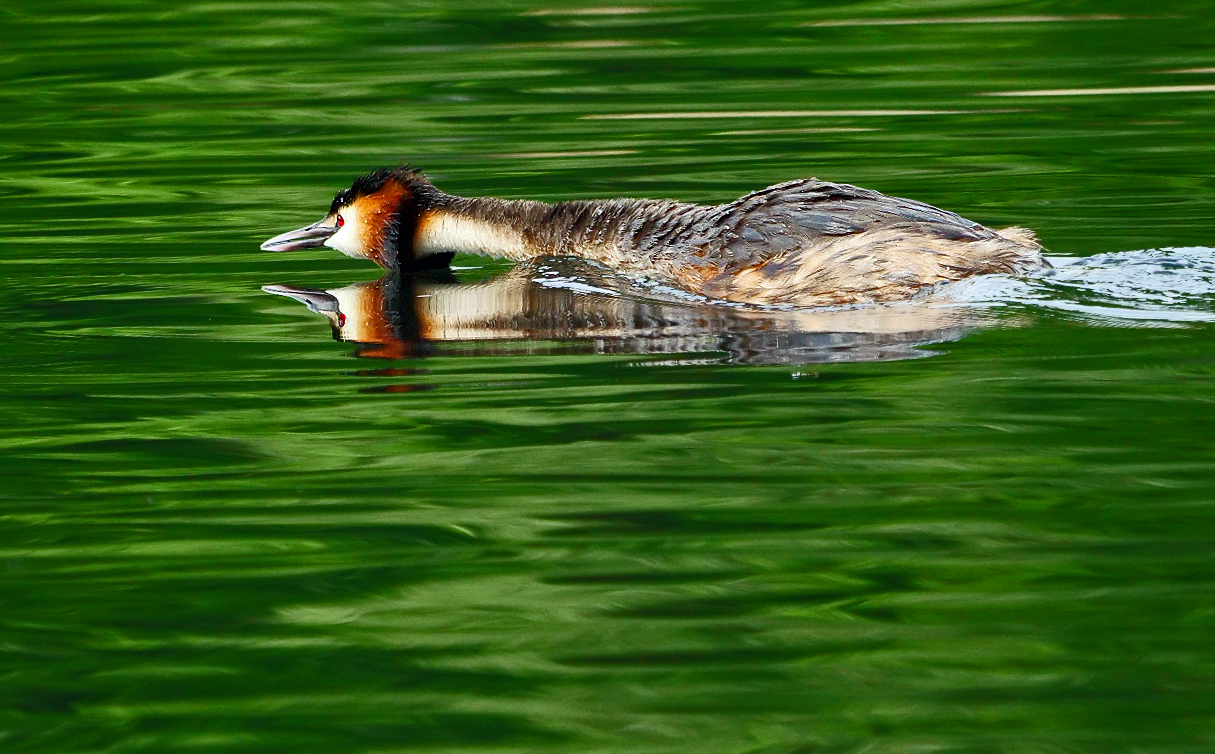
[4,2,1215,753]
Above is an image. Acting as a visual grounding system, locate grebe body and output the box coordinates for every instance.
[261,167,1047,306]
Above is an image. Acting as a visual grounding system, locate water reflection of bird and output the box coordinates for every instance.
[262,259,984,365]
[261,167,1047,307]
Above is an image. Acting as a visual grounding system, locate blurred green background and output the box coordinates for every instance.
[3,1,1215,752]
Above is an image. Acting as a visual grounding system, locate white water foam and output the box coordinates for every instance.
[943,246,1215,325]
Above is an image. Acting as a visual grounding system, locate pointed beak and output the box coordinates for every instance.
[260,218,338,252]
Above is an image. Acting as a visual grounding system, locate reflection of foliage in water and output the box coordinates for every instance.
[4,0,1215,752]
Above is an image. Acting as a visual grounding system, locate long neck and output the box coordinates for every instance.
[411,193,708,265]
[413,196,548,262]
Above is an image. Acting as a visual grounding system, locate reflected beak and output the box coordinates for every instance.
[262,284,346,327]
[260,219,338,252]
[262,284,340,314]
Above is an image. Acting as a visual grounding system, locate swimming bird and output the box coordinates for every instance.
[261,167,1047,306]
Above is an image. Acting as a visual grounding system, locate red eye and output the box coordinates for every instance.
[336,214,345,228]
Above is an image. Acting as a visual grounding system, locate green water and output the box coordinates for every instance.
[5,1,1215,752]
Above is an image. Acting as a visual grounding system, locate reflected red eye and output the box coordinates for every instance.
[336,214,345,228]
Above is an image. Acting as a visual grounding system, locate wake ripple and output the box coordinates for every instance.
[947,246,1215,324]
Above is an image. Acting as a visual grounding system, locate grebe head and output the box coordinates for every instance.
[260,167,445,270]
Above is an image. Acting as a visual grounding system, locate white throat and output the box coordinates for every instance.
[414,210,533,261]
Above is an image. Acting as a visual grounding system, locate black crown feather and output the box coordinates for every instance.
[327,166,432,216]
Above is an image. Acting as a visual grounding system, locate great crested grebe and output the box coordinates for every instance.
[261,167,1047,306]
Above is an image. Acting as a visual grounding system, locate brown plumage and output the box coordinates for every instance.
[261,167,1048,307]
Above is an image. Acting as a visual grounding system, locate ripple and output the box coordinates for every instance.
[949,247,1215,323]
[805,15,1126,27]
[983,84,1215,97]
[583,109,989,119]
